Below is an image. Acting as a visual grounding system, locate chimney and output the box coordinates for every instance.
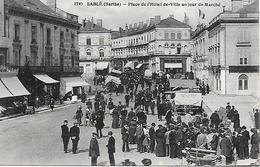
[96,19,102,27]
[154,15,161,24]
[82,18,87,27]
[134,23,138,28]
[119,27,122,33]
[139,22,144,28]
[150,18,155,25]
[146,20,149,26]
[231,0,243,12]
[125,24,128,31]
[169,14,174,18]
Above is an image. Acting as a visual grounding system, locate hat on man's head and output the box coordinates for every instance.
[92,132,98,136]
[151,123,156,127]
[73,121,79,125]
[108,131,113,135]
[64,120,68,123]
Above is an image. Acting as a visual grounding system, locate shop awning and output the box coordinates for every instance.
[124,61,134,69]
[60,77,89,96]
[33,74,59,84]
[1,77,30,97]
[165,63,182,68]
[105,75,121,85]
[135,63,143,69]
[96,62,109,70]
[0,80,13,99]
[111,69,122,74]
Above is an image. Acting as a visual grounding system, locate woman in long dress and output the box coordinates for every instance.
[155,125,166,157]
[250,128,259,159]
[112,107,120,129]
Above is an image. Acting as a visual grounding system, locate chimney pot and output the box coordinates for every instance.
[154,15,161,24]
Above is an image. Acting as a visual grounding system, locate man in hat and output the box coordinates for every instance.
[86,99,93,109]
[70,121,80,154]
[121,124,130,152]
[149,123,156,153]
[61,120,70,153]
[106,131,115,166]
[136,123,144,153]
[75,106,83,126]
[89,132,100,166]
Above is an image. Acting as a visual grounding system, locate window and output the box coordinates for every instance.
[99,37,104,45]
[99,49,104,57]
[171,33,175,39]
[177,32,182,39]
[86,37,91,45]
[31,50,38,66]
[71,33,75,48]
[14,24,20,40]
[164,43,169,48]
[60,31,64,47]
[238,74,248,90]
[31,25,37,43]
[86,49,91,56]
[164,32,169,39]
[238,28,251,42]
[46,28,51,45]
[4,17,9,37]
[238,48,249,65]
[170,43,175,48]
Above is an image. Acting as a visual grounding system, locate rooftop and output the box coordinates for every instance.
[5,0,80,25]
[79,20,110,33]
[237,0,259,13]
[112,16,190,39]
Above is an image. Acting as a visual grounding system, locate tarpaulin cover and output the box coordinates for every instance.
[60,77,89,97]
[169,79,196,88]
[105,75,121,85]
[33,74,59,84]
[0,80,13,98]
[111,69,122,74]
[144,69,153,77]
[96,62,109,70]
[135,64,143,69]
[1,77,30,97]
[174,93,202,106]
[124,61,134,69]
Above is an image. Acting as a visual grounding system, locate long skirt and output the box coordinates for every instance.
[112,117,120,129]
[250,144,259,159]
[155,140,166,157]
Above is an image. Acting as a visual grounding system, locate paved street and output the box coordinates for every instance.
[0,92,182,166]
[0,90,258,165]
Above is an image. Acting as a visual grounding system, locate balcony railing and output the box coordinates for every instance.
[17,66,80,74]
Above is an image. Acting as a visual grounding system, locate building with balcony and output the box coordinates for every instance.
[111,15,192,76]
[79,18,112,76]
[0,0,83,100]
[191,0,259,96]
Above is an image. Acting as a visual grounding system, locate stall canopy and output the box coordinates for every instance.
[96,62,109,70]
[144,69,153,77]
[111,69,122,75]
[1,77,30,97]
[0,80,13,98]
[169,79,196,88]
[105,75,121,85]
[33,74,59,84]
[135,63,143,69]
[60,77,89,96]
[124,61,134,69]
[174,93,202,106]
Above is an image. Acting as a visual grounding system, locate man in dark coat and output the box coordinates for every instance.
[86,99,93,109]
[150,100,155,115]
[241,126,250,159]
[120,106,128,127]
[127,108,136,123]
[75,106,83,126]
[210,111,221,129]
[70,122,80,154]
[61,120,70,153]
[94,100,99,112]
[136,123,144,152]
[169,126,177,158]
[125,94,130,107]
[165,110,173,125]
[254,109,260,129]
[95,113,104,138]
[89,133,100,166]
[220,133,233,165]
[155,125,166,157]
[106,131,115,166]
[233,110,240,130]
[137,109,147,124]
[149,123,156,153]
[121,124,130,152]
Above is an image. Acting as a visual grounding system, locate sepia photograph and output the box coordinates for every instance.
[0,0,259,166]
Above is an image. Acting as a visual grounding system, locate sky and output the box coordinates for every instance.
[41,0,232,30]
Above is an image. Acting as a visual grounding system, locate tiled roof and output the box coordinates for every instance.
[5,0,79,25]
[156,17,190,28]
[80,20,110,33]
[112,17,190,39]
[237,0,259,13]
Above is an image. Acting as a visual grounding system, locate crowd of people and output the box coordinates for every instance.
[60,70,259,166]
